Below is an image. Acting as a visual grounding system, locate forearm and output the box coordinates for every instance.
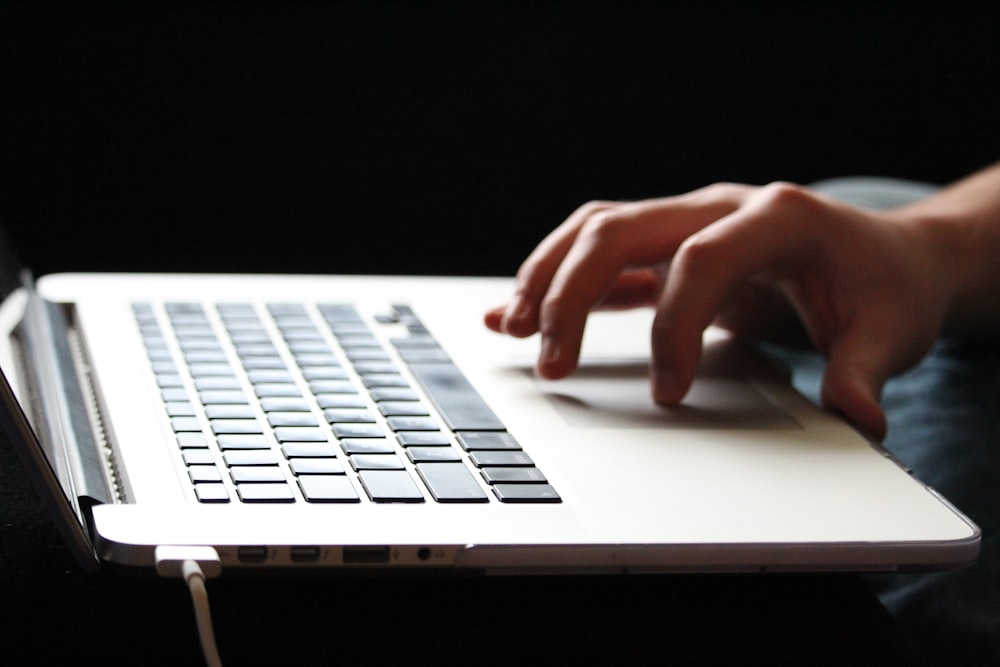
[890,162,1000,339]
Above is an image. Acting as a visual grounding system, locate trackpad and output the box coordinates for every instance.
[531,343,801,431]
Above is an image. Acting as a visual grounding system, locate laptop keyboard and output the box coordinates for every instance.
[132,301,560,505]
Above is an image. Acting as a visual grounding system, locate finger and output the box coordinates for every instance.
[650,184,820,403]
[487,269,660,335]
[499,201,618,337]
[537,191,746,379]
[820,327,892,441]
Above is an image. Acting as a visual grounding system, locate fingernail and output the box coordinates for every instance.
[540,335,561,369]
[652,367,680,403]
[505,297,530,326]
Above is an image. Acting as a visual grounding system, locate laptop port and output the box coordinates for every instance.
[342,546,391,564]
[289,546,321,563]
[237,546,269,563]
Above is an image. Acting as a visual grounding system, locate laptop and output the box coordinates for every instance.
[0,249,980,576]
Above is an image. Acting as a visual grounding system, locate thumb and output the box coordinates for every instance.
[820,332,891,442]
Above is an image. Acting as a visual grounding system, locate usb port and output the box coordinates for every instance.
[290,546,321,563]
[342,546,391,564]
[237,546,268,563]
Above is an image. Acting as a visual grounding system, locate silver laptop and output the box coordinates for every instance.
[0,268,980,575]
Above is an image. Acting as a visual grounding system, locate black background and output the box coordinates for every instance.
[1,3,996,663]
[2,1,998,277]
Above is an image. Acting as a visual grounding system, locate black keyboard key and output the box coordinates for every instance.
[468,450,535,467]
[281,442,338,458]
[406,447,462,463]
[358,470,424,503]
[230,466,287,483]
[194,483,230,503]
[340,439,395,455]
[417,463,489,503]
[457,432,521,451]
[216,434,271,450]
[492,483,561,503]
[350,454,405,470]
[188,465,223,483]
[396,431,451,447]
[480,467,549,484]
[298,475,360,503]
[236,482,296,503]
[406,363,505,431]
[288,458,346,475]
[223,450,279,466]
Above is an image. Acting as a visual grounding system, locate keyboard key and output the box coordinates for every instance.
[369,387,420,402]
[216,434,271,450]
[322,408,375,424]
[167,401,195,417]
[205,404,256,419]
[248,369,295,383]
[417,463,489,502]
[308,380,357,394]
[301,366,349,380]
[350,454,405,470]
[211,419,264,435]
[195,376,242,390]
[188,465,223,483]
[332,423,386,439]
[171,417,202,432]
[274,426,329,443]
[223,450,279,466]
[236,482,295,503]
[457,432,522,451]
[315,394,367,409]
[260,396,311,412]
[468,451,535,467]
[340,439,395,455]
[288,458,346,475]
[298,475,360,503]
[480,467,549,484]
[377,401,430,417]
[361,374,410,388]
[230,466,287,483]
[188,363,234,377]
[176,431,209,448]
[199,390,249,404]
[396,347,450,363]
[358,470,424,503]
[267,412,320,427]
[396,431,451,447]
[254,383,302,398]
[386,416,439,432]
[241,356,287,369]
[183,449,215,465]
[491,484,561,503]
[281,442,338,458]
[406,447,462,463]
[195,483,230,503]
[161,387,190,402]
[407,362,506,431]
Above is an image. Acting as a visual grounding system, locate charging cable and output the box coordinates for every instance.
[155,546,224,667]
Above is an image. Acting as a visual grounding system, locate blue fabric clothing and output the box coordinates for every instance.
[758,177,1000,664]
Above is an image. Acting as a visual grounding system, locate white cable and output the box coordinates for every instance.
[183,559,224,667]
[155,546,224,667]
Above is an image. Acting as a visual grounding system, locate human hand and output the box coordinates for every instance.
[485,182,955,440]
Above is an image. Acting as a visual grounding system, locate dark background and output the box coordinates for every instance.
[1,1,998,278]
[1,4,996,663]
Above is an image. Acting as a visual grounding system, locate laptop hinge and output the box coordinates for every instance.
[17,271,113,514]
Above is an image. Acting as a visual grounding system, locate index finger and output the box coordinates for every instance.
[536,187,748,378]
